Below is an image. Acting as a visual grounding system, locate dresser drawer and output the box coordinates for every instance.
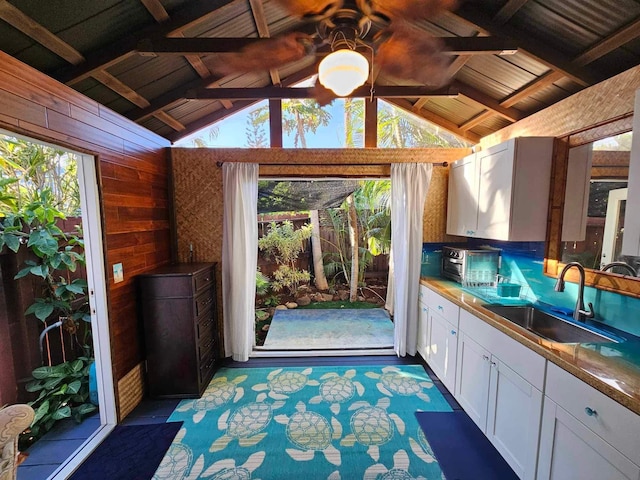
[545,362,640,465]
[196,308,216,339]
[425,289,459,326]
[194,267,214,294]
[199,351,216,385]
[194,288,215,317]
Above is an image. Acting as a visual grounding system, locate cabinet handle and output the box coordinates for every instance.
[438,305,444,311]
[490,361,497,367]
[482,355,489,361]
[585,407,598,417]
[450,330,456,336]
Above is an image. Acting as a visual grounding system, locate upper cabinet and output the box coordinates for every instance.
[447,137,554,241]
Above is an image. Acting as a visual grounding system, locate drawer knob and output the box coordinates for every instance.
[438,305,444,311]
[585,407,597,417]
[450,330,456,335]
[482,354,489,361]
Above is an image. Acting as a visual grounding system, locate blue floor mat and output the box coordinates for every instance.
[415,411,519,480]
[69,422,182,480]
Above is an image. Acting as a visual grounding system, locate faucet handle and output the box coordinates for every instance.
[579,302,595,319]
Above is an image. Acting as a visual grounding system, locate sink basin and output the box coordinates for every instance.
[483,305,618,344]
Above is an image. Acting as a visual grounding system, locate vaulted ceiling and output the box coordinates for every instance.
[1,0,639,144]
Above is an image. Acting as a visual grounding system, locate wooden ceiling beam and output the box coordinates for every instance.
[133,63,321,125]
[0,0,84,65]
[493,0,530,25]
[452,81,523,122]
[452,5,598,86]
[573,18,640,67]
[55,0,238,84]
[91,70,150,108]
[134,36,517,56]
[187,85,459,100]
[248,0,281,86]
[140,0,170,22]
[386,98,481,144]
[153,111,185,131]
[459,110,493,131]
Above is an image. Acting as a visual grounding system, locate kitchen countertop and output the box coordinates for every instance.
[420,277,640,416]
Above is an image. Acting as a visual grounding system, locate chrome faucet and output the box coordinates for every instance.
[601,262,638,276]
[554,262,595,322]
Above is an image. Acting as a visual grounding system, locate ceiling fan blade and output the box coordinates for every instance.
[208,32,314,76]
[361,0,458,22]
[272,0,344,20]
[310,79,338,106]
[376,26,451,87]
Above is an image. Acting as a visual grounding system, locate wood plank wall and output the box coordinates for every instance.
[0,51,172,418]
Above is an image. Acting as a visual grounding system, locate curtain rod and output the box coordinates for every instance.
[215,161,448,167]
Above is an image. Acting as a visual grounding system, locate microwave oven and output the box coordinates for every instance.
[441,246,500,285]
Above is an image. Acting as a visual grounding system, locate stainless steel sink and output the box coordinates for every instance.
[483,305,618,344]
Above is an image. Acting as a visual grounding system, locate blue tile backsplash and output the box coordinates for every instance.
[423,240,640,338]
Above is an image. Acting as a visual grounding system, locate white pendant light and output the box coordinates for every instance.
[318,49,369,97]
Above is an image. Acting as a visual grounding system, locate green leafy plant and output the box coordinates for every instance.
[20,357,97,449]
[258,220,312,295]
[255,269,271,296]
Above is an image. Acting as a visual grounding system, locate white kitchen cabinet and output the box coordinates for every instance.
[446,152,478,236]
[421,288,459,393]
[537,362,640,480]
[427,309,458,393]
[446,137,554,241]
[456,309,545,480]
[417,285,429,361]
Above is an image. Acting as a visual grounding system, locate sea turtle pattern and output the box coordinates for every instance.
[363,449,429,480]
[275,400,342,466]
[200,451,266,480]
[253,367,319,400]
[309,369,365,415]
[366,366,435,403]
[174,374,247,423]
[210,392,285,452]
[340,396,405,461]
[153,428,206,480]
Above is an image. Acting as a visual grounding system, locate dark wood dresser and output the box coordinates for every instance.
[138,262,217,398]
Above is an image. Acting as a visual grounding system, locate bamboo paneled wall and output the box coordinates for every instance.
[0,51,171,419]
[170,147,471,346]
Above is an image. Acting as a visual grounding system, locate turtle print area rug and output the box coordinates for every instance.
[262,308,394,350]
[153,364,452,480]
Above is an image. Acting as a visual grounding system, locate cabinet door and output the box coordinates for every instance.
[417,302,429,361]
[537,397,640,480]
[487,358,543,480]
[427,311,458,393]
[447,154,479,236]
[476,142,515,240]
[455,332,491,431]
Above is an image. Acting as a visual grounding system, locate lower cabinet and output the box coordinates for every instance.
[456,310,544,480]
[537,363,640,480]
[417,296,429,361]
[427,309,458,393]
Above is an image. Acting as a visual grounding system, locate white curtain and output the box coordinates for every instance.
[389,163,433,356]
[222,163,258,361]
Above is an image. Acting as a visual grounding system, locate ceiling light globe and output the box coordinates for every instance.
[318,49,369,97]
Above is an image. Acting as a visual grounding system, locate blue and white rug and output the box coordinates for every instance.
[153,365,451,479]
[263,308,394,350]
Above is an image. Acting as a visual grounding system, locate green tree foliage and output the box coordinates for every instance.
[246,109,269,147]
[0,135,80,216]
[258,221,312,294]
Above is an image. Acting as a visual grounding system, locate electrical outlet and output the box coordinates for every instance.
[113,263,124,283]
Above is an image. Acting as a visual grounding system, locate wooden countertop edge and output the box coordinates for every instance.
[420,278,640,416]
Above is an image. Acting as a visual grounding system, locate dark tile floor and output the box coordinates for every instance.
[17,354,459,480]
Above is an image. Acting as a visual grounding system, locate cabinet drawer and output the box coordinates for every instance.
[198,332,216,362]
[425,289,459,326]
[194,267,214,294]
[199,351,216,384]
[195,288,215,317]
[546,362,640,465]
[459,309,545,390]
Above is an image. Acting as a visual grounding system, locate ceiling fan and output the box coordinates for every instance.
[205,0,460,103]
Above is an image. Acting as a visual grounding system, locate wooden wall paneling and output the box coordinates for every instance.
[0,50,171,419]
